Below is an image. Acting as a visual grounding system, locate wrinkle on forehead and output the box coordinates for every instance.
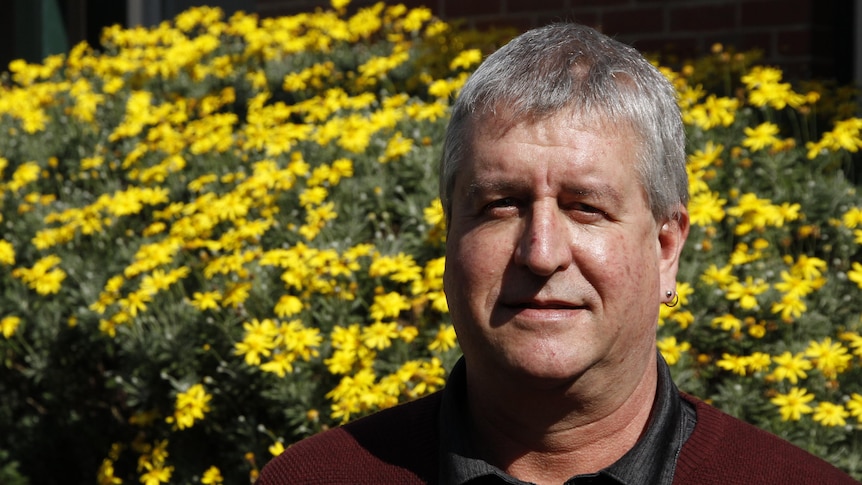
[471,104,640,148]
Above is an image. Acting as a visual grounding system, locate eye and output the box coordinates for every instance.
[482,197,521,216]
[564,201,609,220]
[488,197,518,208]
[571,202,603,214]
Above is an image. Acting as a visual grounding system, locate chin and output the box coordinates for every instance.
[500,351,594,386]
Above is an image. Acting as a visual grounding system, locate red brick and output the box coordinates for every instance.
[603,7,664,35]
[399,0,439,10]
[566,0,628,5]
[670,4,736,31]
[776,60,812,80]
[508,0,566,14]
[734,31,773,55]
[741,0,813,27]
[777,29,812,56]
[628,36,702,59]
[474,15,534,32]
[541,11,600,28]
[443,0,501,18]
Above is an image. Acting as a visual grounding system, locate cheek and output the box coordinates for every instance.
[451,228,508,275]
[445,229,511,307]
[580,231,658,298]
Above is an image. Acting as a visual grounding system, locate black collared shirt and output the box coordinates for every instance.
[438,354,697,485]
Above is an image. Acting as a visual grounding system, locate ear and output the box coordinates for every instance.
[658,205,690,301]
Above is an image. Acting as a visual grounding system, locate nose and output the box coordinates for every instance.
[513,201,572,276]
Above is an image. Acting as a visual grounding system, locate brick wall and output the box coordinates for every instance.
[258,0,854,82]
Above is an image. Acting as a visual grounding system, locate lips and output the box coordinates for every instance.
[502,298,587,311]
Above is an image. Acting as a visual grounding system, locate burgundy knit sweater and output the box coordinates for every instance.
[257,392,859,484]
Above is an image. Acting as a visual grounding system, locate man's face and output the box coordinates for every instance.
[444,111,687,391]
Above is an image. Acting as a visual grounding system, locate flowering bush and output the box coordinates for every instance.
[0,2,859,483]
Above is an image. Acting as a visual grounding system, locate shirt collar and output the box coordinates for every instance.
[438,354,695,485]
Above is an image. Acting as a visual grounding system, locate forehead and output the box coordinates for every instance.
[467,109,640,169]
[453,109,648,208]
[469,105,640,152]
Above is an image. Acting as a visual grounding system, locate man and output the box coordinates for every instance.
[257,23,859,484]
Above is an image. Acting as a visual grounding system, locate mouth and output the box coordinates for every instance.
[504,299,586,311]
[492,298,589,328]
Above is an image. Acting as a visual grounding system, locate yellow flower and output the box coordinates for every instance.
[369,292,412,322]
[0,239,15,265]
[223,281,252,308]
[724,276,769,310]
[140,463,174,485]
[1,316,22,338]
[847,393,862,423]
[842,206,862,228]
[812,401,849,427]
[742,122,781,152]
[711,313,742,332]
[190,291,222,311]
[806,118,862,158]
[326,348,358,375]
[717,353,748,375]
[449,49,483,70]
[119,290,152,318]
[428,324,457,352]
[770,351,814,384]
[770,294,807,322]
[790,254,827,280]
[278,320,322,361]
[671,310,694,330]
[688,191,726,226]
[361,321,400,350]
[402,7,433,32]
[424,198,445,227]
[358,50,410,83]
[805,338,852,379]
[8,161,41,191]
[331,0,351,11]
[774,271,817,299]
[849,262,862,289]
[741,66,784,89]
[167,383,212,430]
[12,254,67,295]
[268,441,286,457]
[260,353,296,377]
[749,81,806,109]
[700,264,736,288]
[274,294,304,317]
[97,458,122,485]
[369,253,422,283]
[748,323,767,338]
[684,94,738,129]
[840,331,862,358]
[657,336,690,365]
[234,318,279,366]
[201,466,224,485]
[727,193,782,235]
[770,387,814,421]
[745,352,771,373]
[379,132,413,162]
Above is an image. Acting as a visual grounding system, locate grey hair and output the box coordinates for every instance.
[439,23,688,222]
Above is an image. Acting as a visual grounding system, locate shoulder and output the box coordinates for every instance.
[256,391,443,485]
[674,393,858,485]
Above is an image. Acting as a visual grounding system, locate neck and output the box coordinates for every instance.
[464,354,658,484]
